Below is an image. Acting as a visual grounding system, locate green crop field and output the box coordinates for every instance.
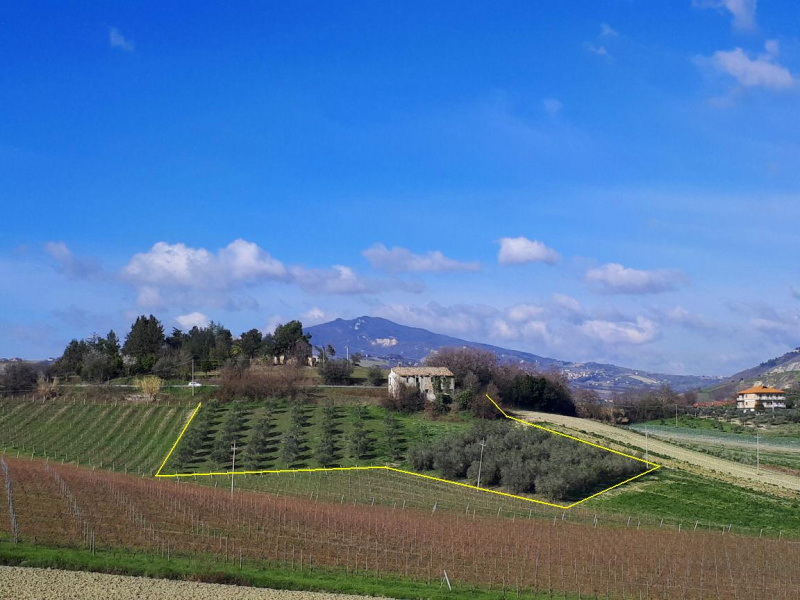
[160,399,476,475]
[0,397,195,475]
[2,394,798,541]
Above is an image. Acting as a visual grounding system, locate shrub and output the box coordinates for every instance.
[135,375,162,401]
[219,364,307,401]
[366,366,384,387]
[319,358,354,385]
[455,389,473,411]
[382,381,425,413]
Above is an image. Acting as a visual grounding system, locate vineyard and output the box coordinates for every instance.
[1,456,798,599]
[0,397,193,475]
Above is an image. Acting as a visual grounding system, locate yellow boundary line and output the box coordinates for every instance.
[155,395,662,509]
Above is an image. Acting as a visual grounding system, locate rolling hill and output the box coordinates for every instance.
[305,316,722,392]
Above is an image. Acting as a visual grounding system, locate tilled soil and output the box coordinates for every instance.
[0,566,391,600]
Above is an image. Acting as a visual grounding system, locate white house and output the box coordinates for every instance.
[736,385,786,411]
[388,367,454,401]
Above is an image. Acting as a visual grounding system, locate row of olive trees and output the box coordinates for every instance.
[409,420,643,500]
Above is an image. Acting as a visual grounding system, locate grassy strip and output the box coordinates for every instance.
[587,467,800,537]
[0,543,576,600]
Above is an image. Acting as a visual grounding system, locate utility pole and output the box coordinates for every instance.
[346,346,349,362]
[230,441,238,496]
[476,439,486,488]
[645,425,649,462]
[191,359,195,397]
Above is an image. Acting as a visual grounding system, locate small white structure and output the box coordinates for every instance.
[736,385,786,411]
[388,367,454,401]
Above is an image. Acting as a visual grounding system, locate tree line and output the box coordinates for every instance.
[49,315,316,381]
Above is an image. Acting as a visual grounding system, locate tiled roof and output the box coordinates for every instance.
[390,367,454,377]
[737,385,785,395]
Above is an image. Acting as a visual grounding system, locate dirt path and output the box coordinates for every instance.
[0,566,391,600]
[513,409,800,493]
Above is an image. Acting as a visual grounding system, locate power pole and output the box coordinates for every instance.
[191,359,195,397]
[476,438,486,488]
[230,441,238,496]
[645,425,649,462]
[346,346,349,362]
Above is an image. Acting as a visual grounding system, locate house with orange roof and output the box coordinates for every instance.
[736,385,786,411]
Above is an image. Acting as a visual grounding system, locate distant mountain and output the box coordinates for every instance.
[304,316,722,392]
[725,348,800,391]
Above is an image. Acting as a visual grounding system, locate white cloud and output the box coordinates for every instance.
[542,98,563,116]
[579,317,658,345]
[705,46,794,90]
[654,306,720,333]
[362,243,479,272]
[289,265,421,295]
[497,237,560,266]
[304,307,326,321]
[175,312,210,330]
[585,43,609,57]
[44,241,104,281]
[507,303,545,323]
[693,0,757,31]
[600,23,618,37]
[764,39,779,57]
[122,239,288,291]
[120,239,418,311]
[585,263,687,294]
[109,27,135,52]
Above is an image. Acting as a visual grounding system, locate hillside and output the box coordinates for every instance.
[729,348,800,389]
[305,316,722,392]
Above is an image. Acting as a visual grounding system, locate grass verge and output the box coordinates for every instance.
[0,542,580,600]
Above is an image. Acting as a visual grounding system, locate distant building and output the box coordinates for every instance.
[388,367,454,401]
[736,385,786,411]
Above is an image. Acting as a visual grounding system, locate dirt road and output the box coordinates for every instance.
[513,409,800,493]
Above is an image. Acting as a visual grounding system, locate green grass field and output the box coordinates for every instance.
[0,543,573,600]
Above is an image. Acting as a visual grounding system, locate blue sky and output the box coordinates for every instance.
[1,1,798,375]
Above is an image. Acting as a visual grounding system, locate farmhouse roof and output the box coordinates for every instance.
[737,385,785,395]
[391,367,454,377]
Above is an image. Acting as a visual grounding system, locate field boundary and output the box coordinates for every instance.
[155,394,662,509]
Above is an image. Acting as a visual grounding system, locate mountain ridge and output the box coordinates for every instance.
[305,316,722,392]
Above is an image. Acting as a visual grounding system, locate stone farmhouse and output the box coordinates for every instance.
[736,385,786,411]
[388,367,454,401]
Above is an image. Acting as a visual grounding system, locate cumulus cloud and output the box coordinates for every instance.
[109,27,135,52]
[302,307,327,324]
[579,317,658,345]
[693,0,757,31]
[120,239,419,310]
[175,312,210,330]
[122,239,288,290]
[498,237,560,266]
[585,263,687,294]
[44,241,105,281]
[362,243,479,273]
[702,45,794,90]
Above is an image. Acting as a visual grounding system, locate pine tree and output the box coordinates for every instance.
[122,315,165,373]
